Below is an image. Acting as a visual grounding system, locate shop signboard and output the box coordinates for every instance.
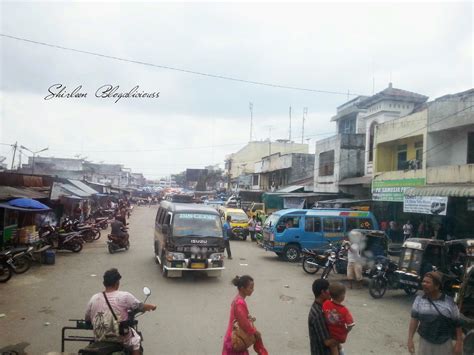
[403,195,448,216]
[372,178,425,202]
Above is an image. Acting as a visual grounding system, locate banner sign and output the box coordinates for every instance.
[403,195,448,215]
[372,178,425,202]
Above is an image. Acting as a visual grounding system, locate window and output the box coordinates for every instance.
[347,218,373,231]
[252,174,259,186]
[415,141,423,167]
[323,217,344,232]
[277,216,301,232]
[319,150,335,176]
[397,144,408,170]
[305,217,321,232]
[468,132,474,164]
[339,118,356,134]
[368,122,377,162]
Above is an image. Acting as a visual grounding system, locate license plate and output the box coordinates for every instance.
[191,263,205,269]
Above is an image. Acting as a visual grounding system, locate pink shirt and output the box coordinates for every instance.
[85,290,141,341]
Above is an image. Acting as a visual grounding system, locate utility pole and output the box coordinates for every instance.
[289,106,292,141]
[11,142,17,170]
[302,108,308,144]
[249,102,253,142]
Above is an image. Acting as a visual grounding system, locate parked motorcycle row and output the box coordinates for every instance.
[299,231,474,304]
[0,214,121,284]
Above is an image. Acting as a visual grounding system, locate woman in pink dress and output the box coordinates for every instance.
[222,275,268,355]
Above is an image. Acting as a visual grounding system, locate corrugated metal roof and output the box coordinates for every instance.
[67,179,98,195]
[0,186,48,200]
[277,185,304,193]
[60,183,91,197]
[405,185,474,197]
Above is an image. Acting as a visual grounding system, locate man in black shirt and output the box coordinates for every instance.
[308,279,338,355]
[110,216,129,247]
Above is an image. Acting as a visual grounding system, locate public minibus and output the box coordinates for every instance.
[262,209,379,262]
[154,201,225,277]
[218,206,250,240]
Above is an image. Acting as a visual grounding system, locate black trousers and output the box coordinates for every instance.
[224,239,232,257]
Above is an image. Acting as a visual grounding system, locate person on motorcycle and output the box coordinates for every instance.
[85,268,157,355]
[110,215,129,247]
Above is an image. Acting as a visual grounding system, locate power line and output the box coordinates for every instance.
[0,33,364,96]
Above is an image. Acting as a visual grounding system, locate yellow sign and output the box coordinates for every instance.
[191,263,206,269]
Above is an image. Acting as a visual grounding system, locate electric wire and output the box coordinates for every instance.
[0,34,364,96]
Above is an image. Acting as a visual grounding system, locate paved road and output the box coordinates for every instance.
[0,206,414,354]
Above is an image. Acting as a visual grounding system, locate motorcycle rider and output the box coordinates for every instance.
[110,215,129,247]
[85,268,157,355]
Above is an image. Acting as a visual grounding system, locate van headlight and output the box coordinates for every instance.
[210,253,224,261]
[167,252,185,261]
[376,264,383,271]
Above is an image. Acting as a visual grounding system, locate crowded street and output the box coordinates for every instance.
[1,205,413,355]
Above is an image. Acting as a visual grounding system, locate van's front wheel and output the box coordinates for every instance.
[283,245,300,262]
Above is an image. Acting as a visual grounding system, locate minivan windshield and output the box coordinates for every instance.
[228,211,248,222]
[264,214,280,228]
[173,213,222,237]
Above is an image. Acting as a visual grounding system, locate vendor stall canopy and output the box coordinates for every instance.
[0,198,51,211]
[405,185,474,197]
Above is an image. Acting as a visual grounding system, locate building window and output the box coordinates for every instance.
[319,150,335,176]
[368,122,377,162]
[415,141,423,167]
[397,144,408,170]
[252,174,259,186]
[339,118,356,134]
[468,132,474,164]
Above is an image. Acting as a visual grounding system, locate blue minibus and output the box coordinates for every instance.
[262,209,379,262]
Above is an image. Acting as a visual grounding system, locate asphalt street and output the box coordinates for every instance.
[0,206,415,355]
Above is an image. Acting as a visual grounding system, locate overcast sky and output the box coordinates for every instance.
[0,1,472,179]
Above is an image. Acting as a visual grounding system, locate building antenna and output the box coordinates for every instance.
[289,106,292,141]
[249,102,253,142]
[302,107,308,144]
[11,141,17,170]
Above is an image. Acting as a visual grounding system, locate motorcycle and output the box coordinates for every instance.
[107,227,130,254]
[3,246,34,274]
[62,218,101,243]
[231,227,248,241]
[368,256,402,299]
[39,225,84,253]
[61,287,152,354]
[302,247,333,275]
[319,243,348,280]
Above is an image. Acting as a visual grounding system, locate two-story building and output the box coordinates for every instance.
[314,96,369,199]
[404,89,474,238]
[254,152,314,191]
[372,88,474,238]
[225,140,308,190]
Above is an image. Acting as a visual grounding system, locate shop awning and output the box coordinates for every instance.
[339,176,372,186]
[276,185,305,193]
[405,184,474,197]
[67,180,99,195]
[0,186,48,200]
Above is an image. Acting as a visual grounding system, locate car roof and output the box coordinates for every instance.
[225,208,247,213]
[160,201,219,215]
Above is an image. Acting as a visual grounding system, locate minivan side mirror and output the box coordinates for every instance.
[276,225,285,233]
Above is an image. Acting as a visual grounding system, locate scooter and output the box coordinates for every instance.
[107,227,130,254]
[62,218,101,243]
[61,287,152,354]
